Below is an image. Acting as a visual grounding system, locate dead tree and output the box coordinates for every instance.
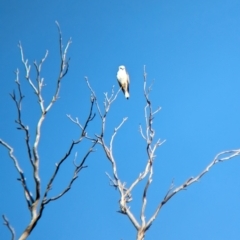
[0,22,96,240]
[86,66,240,240]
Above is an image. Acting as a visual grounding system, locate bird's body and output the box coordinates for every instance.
[117,65,130,99]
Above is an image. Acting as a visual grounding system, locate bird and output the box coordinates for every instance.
[116,65,130,99]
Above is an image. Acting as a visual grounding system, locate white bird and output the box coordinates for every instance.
[116,65,130,99]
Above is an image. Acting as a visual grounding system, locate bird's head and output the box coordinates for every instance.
[119,65,125,70]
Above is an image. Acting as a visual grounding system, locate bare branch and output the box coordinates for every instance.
[86,62,240,240]
[2,215,15,240]
[139,125,146,140]
[91,66,165,239]
[42,141,96,206]
[33,50,49,113]
[85,77,121,121]
[0,139,34,207]
[129,66,164,238]
[105,172,118,188]
[109,117,128,153]
[28,22,72,225]
[1,22,93,240]
[146,149,240,230]
[18,42,38,94]
[66,115,84,130]
[10,70,34,166]
[44,25,72,114]
[66,94,96,137]
[41,96,96,207]
[87,78,142,230]
[125,162,151,197]
[85,77,103,118]
[140,161,153,228]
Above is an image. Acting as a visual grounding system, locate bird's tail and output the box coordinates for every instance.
[125,91,130,99]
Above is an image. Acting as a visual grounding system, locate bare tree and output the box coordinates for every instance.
[2,23,240,240]
[86,66,240,240]
[0,22,96,240]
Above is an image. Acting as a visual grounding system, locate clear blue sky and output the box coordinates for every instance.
[1,0,240,239]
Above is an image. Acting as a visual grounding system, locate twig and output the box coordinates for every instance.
[2,215,15,240]
[10,70,34,166]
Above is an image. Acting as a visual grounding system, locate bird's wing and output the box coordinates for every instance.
[127,72,130,93]
[127,71,130,83]
[118,80,123,89]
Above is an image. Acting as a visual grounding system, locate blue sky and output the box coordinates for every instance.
[1,0,240,239]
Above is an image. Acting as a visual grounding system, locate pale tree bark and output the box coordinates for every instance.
[86,66,240,240]
[1,22,96,240]
[2,215,15,240]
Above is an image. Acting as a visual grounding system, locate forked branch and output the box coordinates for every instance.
[2,215,15,240]
[41,97,96,207]
[1,23,95,240]
[145,149,240,230]
[85,78,140,227]
[85,67,165,239]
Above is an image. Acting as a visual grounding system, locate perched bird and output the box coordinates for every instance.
[116,65,130,99]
